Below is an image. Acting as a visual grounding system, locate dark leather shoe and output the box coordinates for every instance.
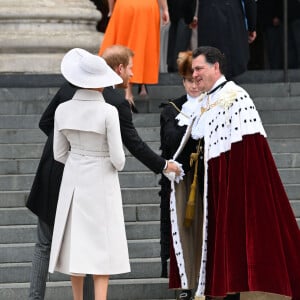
[177,289,192,300]
[225,294,240,299]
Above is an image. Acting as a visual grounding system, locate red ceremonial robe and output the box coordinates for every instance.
[170,80,300,299]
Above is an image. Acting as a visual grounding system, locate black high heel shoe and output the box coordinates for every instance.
[138,84,148,96]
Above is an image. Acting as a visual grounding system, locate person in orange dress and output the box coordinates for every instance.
[99,0,169,105]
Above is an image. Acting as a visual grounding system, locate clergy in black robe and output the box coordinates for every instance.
[197,0,257,78]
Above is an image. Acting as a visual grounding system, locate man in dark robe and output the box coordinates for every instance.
[197,0,257,78]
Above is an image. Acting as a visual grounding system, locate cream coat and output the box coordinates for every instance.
[49,89,130,275]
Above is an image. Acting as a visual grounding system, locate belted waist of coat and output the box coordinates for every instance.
[71,148,109,157]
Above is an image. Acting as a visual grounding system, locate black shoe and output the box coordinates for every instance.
[225,293,240,299]
[177,289,192,300]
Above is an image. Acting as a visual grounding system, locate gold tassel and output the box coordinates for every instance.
[184,142,201,228]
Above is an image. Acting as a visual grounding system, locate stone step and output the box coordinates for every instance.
[0,142,161,159]
[0,239,160,264]
[1,85,300,115]
[0,172,161,191]
[0,259,164,283]
[135,98,300,114]
[273,153,300,168]
[0,101,49,115]
[1,197,299,227]
[264,124,300,139]
[0,166,298,192]
[0,70,299,86]
[0,144,44,159]
[0,87,54,102]
[0,95,300,119]
[0,127,161,144]
[2,149,300,174]
[0,113,159,130]
[129,83,300,100]
[0,113,161,129]
[1,138,298,161]
[0,203,161,226]
[1,183,298,208]
[291,200,300,218]
[254,96,300,111]
[135,110,300,127]
[0,129,46,144]
[0,222,160,244]
[269,138,300,153]
[1,151,300,175]
[1,107,300,130]
[259,110,300,124]
[0,156,150,175]
[0,115,40,129]
[0,278,175,300]
[0,187,161,208]
[241,83,299,98]
[0,123,299,144]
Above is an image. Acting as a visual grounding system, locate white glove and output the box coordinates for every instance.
[163,160,185,183]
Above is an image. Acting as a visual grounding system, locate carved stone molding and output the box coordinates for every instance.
[0,0,102,73]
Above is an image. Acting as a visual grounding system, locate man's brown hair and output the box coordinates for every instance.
[101,45,134,70]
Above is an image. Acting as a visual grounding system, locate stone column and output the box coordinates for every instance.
[0,0,102,73]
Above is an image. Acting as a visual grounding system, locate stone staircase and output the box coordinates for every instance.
[0,71,299,300]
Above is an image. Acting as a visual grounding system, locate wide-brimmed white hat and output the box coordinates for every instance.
[61,48,123,88]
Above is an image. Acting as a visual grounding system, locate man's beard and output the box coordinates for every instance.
[116,81,128,89]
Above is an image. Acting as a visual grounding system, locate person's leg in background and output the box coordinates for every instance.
[167,18,192,73]
[290,19,300,68]
[29,219,53,300]
[264,25,283,69]
[160,18,170,73]
[83,275,95,299]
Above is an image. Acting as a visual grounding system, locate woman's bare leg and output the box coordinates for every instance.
[71,275,84,300]
[93,275,109,300]
[139,84,148,96]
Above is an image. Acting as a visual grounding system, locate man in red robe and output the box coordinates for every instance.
[170,46,300,300]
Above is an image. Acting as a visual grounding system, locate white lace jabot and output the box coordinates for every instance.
[175,94,204,126]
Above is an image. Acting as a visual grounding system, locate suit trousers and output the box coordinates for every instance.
[167,18,192,72]
[29,218,94,299]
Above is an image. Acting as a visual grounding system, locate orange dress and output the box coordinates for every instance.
[99,0,161,84]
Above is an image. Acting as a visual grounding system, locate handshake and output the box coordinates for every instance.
[163,160,184,183]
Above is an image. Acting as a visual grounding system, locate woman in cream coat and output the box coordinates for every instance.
[48,48,130,300]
